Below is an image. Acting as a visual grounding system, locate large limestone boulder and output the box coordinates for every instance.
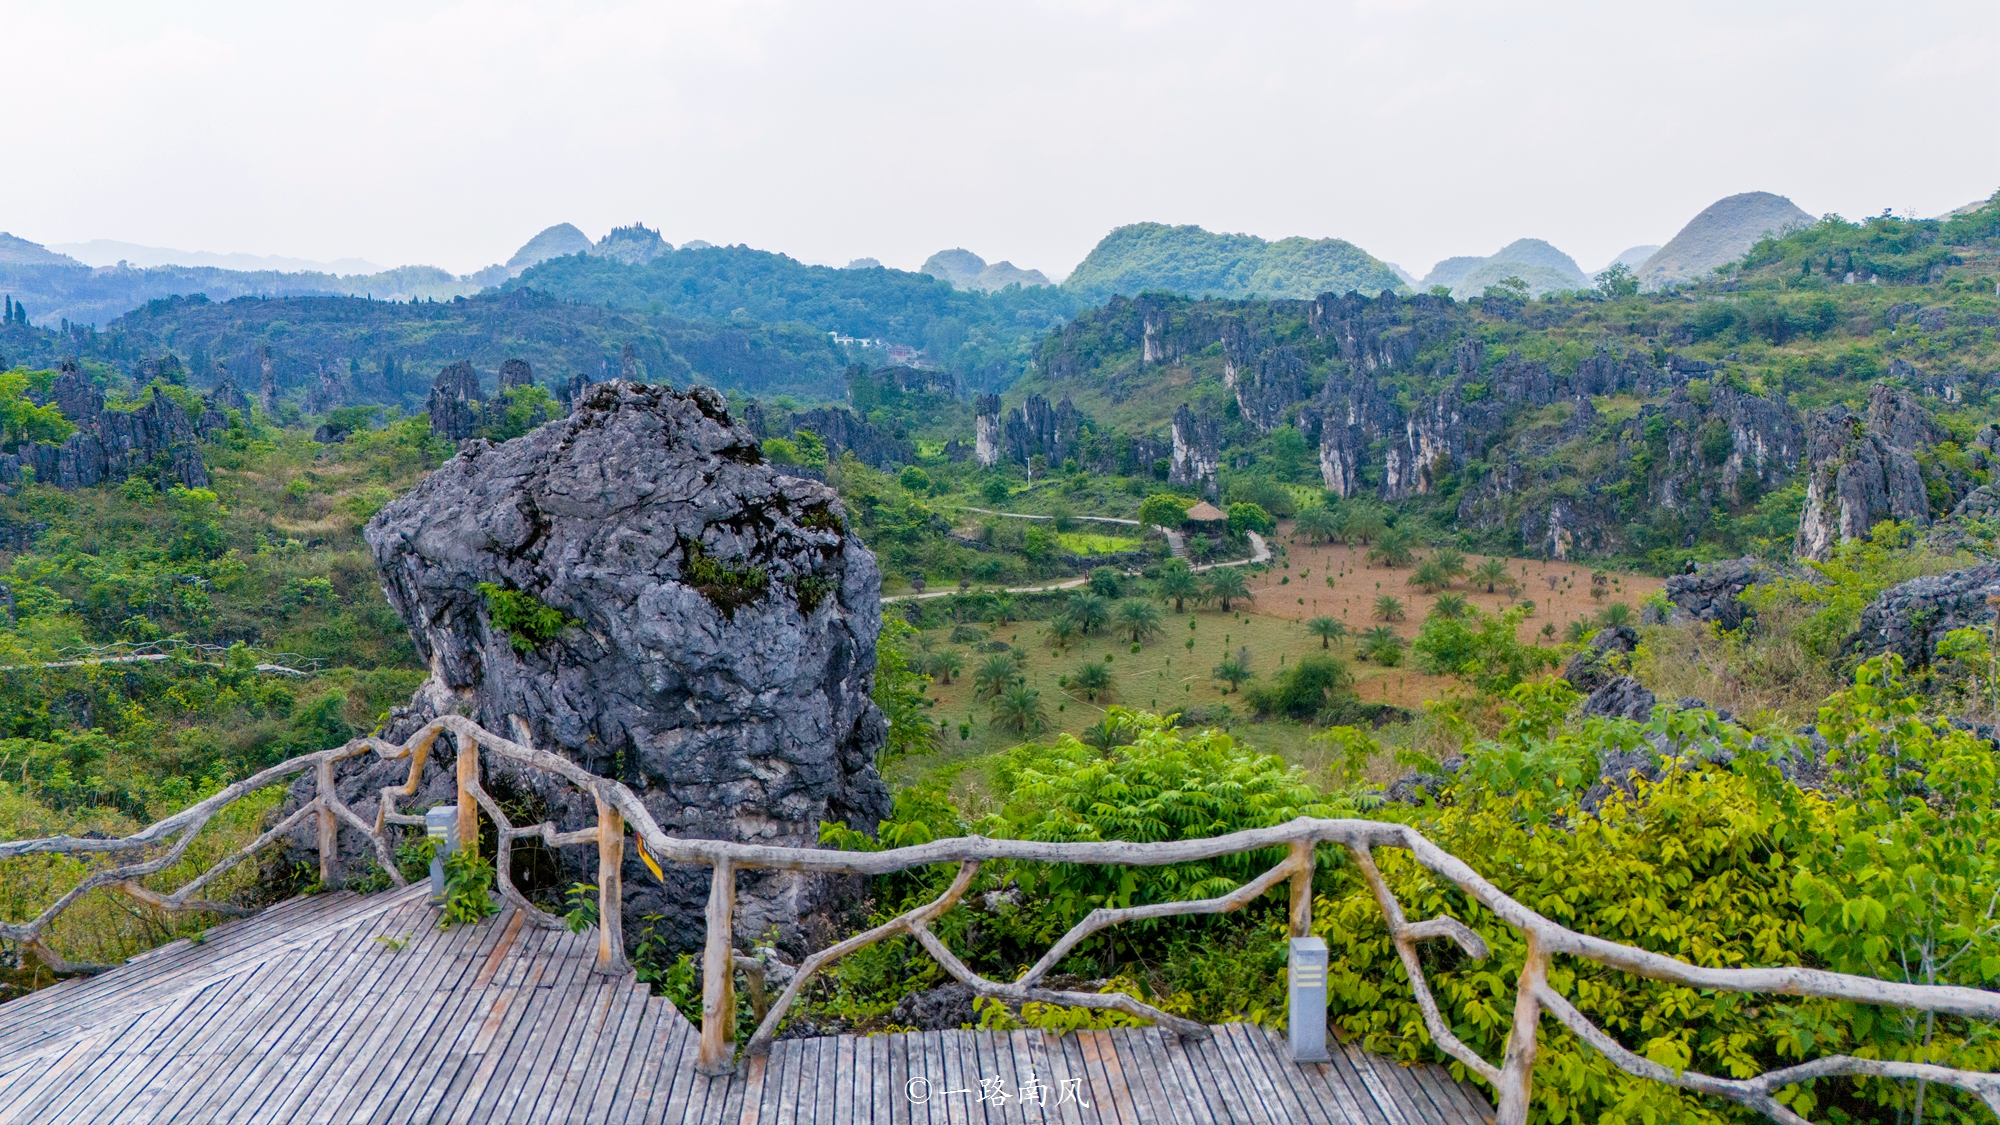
[355,379,892,950]
[1795,386,1940,560]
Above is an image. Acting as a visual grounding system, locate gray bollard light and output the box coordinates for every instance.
[1289,936,1329,1062]
[426,805,459,905]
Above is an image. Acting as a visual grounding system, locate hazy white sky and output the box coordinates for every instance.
[6,1,1996,280]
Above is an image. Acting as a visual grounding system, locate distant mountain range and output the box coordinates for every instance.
[49,240,386,275]
[920,248,1050,292]
[1418,238,1590,298]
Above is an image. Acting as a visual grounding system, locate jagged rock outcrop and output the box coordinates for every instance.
[1563,626,1639,694]
[1169,404,1220,499]
[427,361,485,441]
[499,357,534,389]
[973,394,1002,468]
[332,380,890,953]
[1849,561,2000,669]
[0,363,207,490]
[772,406,913,469]
[1581,676,1656,721]
[1796,386,1941,560]
[1663,557,1767,630]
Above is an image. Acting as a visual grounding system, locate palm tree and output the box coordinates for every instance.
[974,654,1022,699]
[1212,647,1253,693]
[1152,561,1200,613]
[927,648,964,684]
[1068,592,1111,635]
[1294,506,1338,544]
[1069,661,1115,702]
[991,684,1046,734]
[1430,547,1467,583]
[1373,595,1406,622]
[1342,506,1387,545]
[1306,617,1347,649]
[1408,559,1452,593]
[1044,614,1079,650]
[1080,714,1131,754]
[1472,558,1513,594]
[986,595,1017,626]
[1564,619,1594,644]
[1428,594,1470,620]
[1115,600,1164,644]
[1204,567,1251,612]
[1366,529,1414,569]
[1358,626,1405,666]
[1598,601,1634,627]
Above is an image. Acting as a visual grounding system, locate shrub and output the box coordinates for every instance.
[1244,654,1354,720]
[477,583,578,653]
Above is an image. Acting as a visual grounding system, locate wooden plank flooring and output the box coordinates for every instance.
[0,887,1493,1123]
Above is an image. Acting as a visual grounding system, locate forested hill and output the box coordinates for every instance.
[0,288,854,410]
[1061,223,1407,303]
[505,244,1079,389]
[972,197,2000,568]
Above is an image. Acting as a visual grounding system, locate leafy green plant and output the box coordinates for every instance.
[562,881,600,935]
[438,847,498,927]
[477,582,578,653]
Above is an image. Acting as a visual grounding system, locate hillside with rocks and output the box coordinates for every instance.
[1419,237,1590,298]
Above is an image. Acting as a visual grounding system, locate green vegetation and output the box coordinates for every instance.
[477,583,577,653]
[1063,223,1407,303]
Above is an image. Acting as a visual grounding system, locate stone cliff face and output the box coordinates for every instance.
[1795,386,1941,560]
[358,380,892,951]
[0,364,208,491]
[1169,403,1221,499]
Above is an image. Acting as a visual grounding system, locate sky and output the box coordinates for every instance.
[5,0,1997,281]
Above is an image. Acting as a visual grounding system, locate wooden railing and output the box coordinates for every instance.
[5,715,2000,1125]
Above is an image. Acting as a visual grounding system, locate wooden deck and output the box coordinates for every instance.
[0,884,1493,1124]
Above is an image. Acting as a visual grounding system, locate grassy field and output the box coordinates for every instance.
[885,521,1665,808]
[1055,531,1142,555]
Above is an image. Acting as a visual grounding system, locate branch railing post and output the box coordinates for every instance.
[697,857,737,1075]
[593,796,628,975]
[1288,838,1313,938]
[454,729,479,865]
[314,757,340,889]
[1497,932,1550,1125]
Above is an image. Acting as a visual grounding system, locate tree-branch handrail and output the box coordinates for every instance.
[4,714,1999,1123]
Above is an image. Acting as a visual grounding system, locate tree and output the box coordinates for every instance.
[1373,595,1406,622]
[1429,594,1470,620]
[1409,560,1453,594]
[1595,261,1639,299]
[991,683,1046,733]
[1294,506,1338,544]
[1204,567,1251,612]
[981,477,1010,505]
[1307,617,1348,649]
[1598,601,1635,627]
[1027,454,1048,483]
[1472,558,1513,594]
[1088,567,1123,599]
[1138,494,1190,530]
[1152,560,1200,613]
[1044,614,1079,650]
[1367,530,1415,569]
[1483,276,1530,301]
[1357,626,1405,665]
[927,648,964,684]
[1212,647,1253,693]
[1342,506,1387,545]
[1069,661,1114,702]
[1068,591,1111,635]
[1079,713,1132,753]
[974,653,1023,699]
[1116,600,1164,644]
[1227,502,1274,536]
[1245,654,1354,719]
[1430,547,1468,583]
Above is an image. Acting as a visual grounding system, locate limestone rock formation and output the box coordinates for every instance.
[427,361,485,441]
[1169,404,1221,499]
[352,380,891,951]
[1563,626,1638,694]
[1581,676,1656,722]
[0,363,207,490]
[1663,557,1768,631]
[1849,561,2000,669]
[766,405,912,469]
[1795,386,1941,560]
